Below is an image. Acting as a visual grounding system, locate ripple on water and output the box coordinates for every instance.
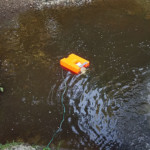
[64,73,120,148]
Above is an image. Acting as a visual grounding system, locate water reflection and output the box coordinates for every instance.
[67,74,119,148]
[61,65,150,149]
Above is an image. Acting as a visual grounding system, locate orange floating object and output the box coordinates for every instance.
[60,54,90,74]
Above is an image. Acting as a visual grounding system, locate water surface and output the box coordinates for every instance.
[0,1,150,150]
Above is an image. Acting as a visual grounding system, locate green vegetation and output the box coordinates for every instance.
[0,141,22,150]
[0,141,64,150]
[0,141,43,150]
[0,87,4,92]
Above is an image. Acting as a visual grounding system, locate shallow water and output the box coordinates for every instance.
[0,1,150,150]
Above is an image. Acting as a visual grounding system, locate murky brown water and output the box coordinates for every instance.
[0,1,150,150]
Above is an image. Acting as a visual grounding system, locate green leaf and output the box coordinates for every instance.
[0,87,4,92]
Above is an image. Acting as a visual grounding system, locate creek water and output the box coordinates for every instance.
[0,1,150,150]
